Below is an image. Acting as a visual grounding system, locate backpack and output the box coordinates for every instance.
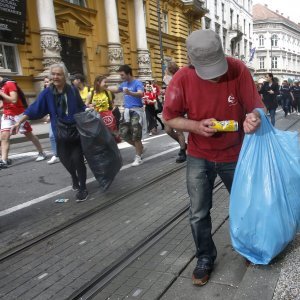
[0,78,28,108]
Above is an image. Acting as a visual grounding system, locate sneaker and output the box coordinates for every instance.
[0,160,8,169]
[132,155,143,167]
[7,159,12,165]
[72,184,80,191]
[36,152,47,162]
[47,156,60,165]
[76,189,88,202]
[176,149,187,163]
[149,132,153,136]
[192,257,213,286]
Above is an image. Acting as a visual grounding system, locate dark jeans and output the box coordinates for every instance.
[269,108,276,126]
[282,97,291,115]
[145,105,157,132]
[186,155,237,262]
[295,97,300,113]
[57,139,87,190]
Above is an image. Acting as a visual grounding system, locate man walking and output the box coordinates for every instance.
[163,30,264,286]
[108,64,145,166]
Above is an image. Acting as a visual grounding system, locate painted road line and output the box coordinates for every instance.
[0,146,180,217]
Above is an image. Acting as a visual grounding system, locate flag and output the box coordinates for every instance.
[249,47,256,62]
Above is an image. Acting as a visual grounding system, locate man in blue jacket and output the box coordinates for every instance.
[11,63,88,202]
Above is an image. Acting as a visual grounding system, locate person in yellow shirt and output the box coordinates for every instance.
[71,73,92,103]
[86,75,120,141]
[86,75,113,112]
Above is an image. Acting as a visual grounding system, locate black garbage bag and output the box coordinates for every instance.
[74,110,122,191]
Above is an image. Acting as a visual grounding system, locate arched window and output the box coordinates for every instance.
[271,34,278,47]
[259,35,264,46]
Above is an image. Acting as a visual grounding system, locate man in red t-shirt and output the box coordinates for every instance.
[0,77,46,168]
[163,30,264,286]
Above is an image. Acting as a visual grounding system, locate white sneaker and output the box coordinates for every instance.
[132,155,143,167]
[297,113,300,116]
[47,156,60,164]
[35,152,47,162]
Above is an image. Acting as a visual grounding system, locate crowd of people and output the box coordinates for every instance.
[256,73,300,125]
[1,28,300,288]
[0,60,187,199]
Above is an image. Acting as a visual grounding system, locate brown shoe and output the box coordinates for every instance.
[192,257,213,286]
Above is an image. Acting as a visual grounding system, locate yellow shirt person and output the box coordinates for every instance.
[90,90,113,112]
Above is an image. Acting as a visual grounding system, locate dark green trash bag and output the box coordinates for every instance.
[74,110,122,191]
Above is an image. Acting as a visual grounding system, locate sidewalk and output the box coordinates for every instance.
[10,120,49,144]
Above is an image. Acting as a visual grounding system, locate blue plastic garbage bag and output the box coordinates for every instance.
[74,110,122,191]
[230,108,300,264]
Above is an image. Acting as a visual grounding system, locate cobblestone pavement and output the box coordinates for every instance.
[273,234,300,300]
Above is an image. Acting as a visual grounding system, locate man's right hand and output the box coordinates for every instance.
[194,119,217,137]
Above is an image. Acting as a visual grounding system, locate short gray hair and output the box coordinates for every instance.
[49,62,70,83]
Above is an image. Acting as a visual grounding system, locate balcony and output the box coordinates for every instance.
[229,24,243,42]
[181,0,208,18]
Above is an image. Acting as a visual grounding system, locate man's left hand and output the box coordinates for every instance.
[243,112,261,134]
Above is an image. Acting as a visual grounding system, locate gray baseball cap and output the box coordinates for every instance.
[186,29,228,80]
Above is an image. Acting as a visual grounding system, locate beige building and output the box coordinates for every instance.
[0,0,207,101]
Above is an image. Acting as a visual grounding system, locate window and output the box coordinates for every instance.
[223,34,226,50]
[272,56,278,69]
[248,23,251,38]
[214,0,218,15]
[0,43,19,73]
[230,9,233,28]
[271,34,278,47]
[162,12,168,34]
[64,0,86,6]
[205,18,211,29]
[259,35,264,46]
[222,3,225,21]
[215,23,220,34]
[259,57,265,69]
[243,19,246,34]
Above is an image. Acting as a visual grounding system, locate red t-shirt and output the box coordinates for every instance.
[163,57,264,162]
[143,91,156,105]
[1,81,25,116]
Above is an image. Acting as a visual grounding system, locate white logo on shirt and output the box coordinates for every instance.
[228,94,238,106]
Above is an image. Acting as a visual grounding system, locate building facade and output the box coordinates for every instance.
[201,0,254,67]
[0,0,206,101]
[252,4,300,83]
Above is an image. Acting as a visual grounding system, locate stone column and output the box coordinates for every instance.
[134,0,152,81]
[36,0,61,73]
[104,0,124,82]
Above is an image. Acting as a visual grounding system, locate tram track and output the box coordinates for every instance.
[70,180,224,300]
[1,114,299,299]
[69,116,300,300]
[0,163,186,263]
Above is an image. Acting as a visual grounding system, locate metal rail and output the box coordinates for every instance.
[0,163,186,262]
[70,180,224,300]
